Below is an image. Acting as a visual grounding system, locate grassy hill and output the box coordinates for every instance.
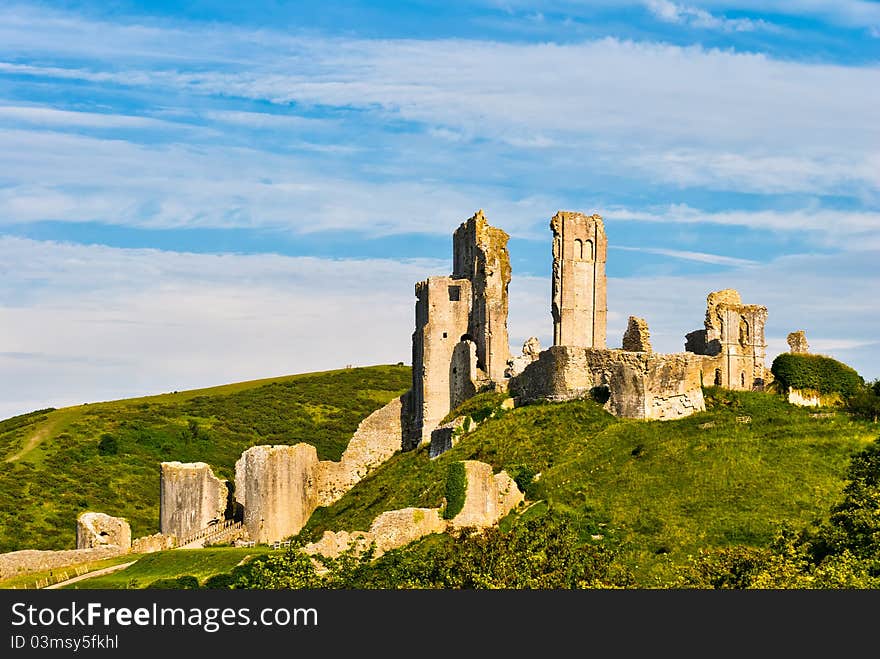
[301,387,878,585]
[3,363,878,588]
[0,365,411,552]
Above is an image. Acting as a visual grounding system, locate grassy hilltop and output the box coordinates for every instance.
[2,363,878,588]
[0,365,411,552]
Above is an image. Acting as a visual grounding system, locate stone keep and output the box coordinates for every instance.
[76,512,131,550]
[160,461,228,542]
[685,289,768,390]
[551,211,607,349]
[235,444,320,544]
[452,209,512,382]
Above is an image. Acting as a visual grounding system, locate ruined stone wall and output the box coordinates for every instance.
[303,461,522,560]
[787,330,810,354]
[130,533,176,554]
[406,276,473,449]
[160,462,228,541]
[316,396,404,506]
[550,211,607,349]
[0,546,127,581]
[452,210,512,382]
[76,512,131,550]
[509,346,705,420]
[685,289,768,391]
[622,316,652,353]
[235,444,319,544]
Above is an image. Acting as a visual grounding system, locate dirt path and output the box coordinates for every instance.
[44,560,137,589]
[4,409,77,463]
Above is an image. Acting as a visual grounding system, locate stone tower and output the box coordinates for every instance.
[685,289,768,390]
[405,276,474,449]
[550,211,607,348]
[403,210,511,451]
[452,209,512,382]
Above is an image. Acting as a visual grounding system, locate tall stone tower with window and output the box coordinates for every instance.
[550,211,608,348]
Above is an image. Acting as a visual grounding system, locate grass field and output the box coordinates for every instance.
[0,365,410,552]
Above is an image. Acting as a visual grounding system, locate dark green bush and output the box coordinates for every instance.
[97,434,118,456]
[771,353,863,397]
[443,462,467,520]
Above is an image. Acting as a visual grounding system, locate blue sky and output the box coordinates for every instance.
[0,1,878,418]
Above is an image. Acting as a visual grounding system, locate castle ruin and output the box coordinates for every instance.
[403,209,774,448]
[684,289,769,390]
[403,210,511,449]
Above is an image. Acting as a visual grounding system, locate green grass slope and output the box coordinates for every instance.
[0,365,410,552]
[302,387,878,585]
[60,548,280,590]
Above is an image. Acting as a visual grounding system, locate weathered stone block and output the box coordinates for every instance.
[160,461,228,542]
[235,444,319,544]
[76,512,131,550]
[450,461,524,529]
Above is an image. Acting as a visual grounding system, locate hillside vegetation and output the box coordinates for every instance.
[302,387,878,585]
[0,365,410,552]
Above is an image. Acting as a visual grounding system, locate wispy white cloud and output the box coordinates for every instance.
[612,245,759,267]
[603,205,880,248]
[644,0,773,32]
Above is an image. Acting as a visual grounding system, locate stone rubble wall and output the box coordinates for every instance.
[130,533,176,554]
[0,546,126,581]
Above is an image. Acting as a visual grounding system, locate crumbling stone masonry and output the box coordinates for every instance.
[302,461,523,560]
[551,211,607,349]
[450,460,524,530]
[505,336,542,378]
[160,461,229,542]
[405,276,474,449]
[510,346,706,420]
[404,210,512,450]
[685,289,769,390]
[622,316,652,353]
[234,444,320,545]
[453,210,512,382]
[787,330,810,354]
[76,512,131,551]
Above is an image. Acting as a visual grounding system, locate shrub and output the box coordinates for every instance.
[770,353,863,397]
[97,434,118,456]
[443,462,467,520]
